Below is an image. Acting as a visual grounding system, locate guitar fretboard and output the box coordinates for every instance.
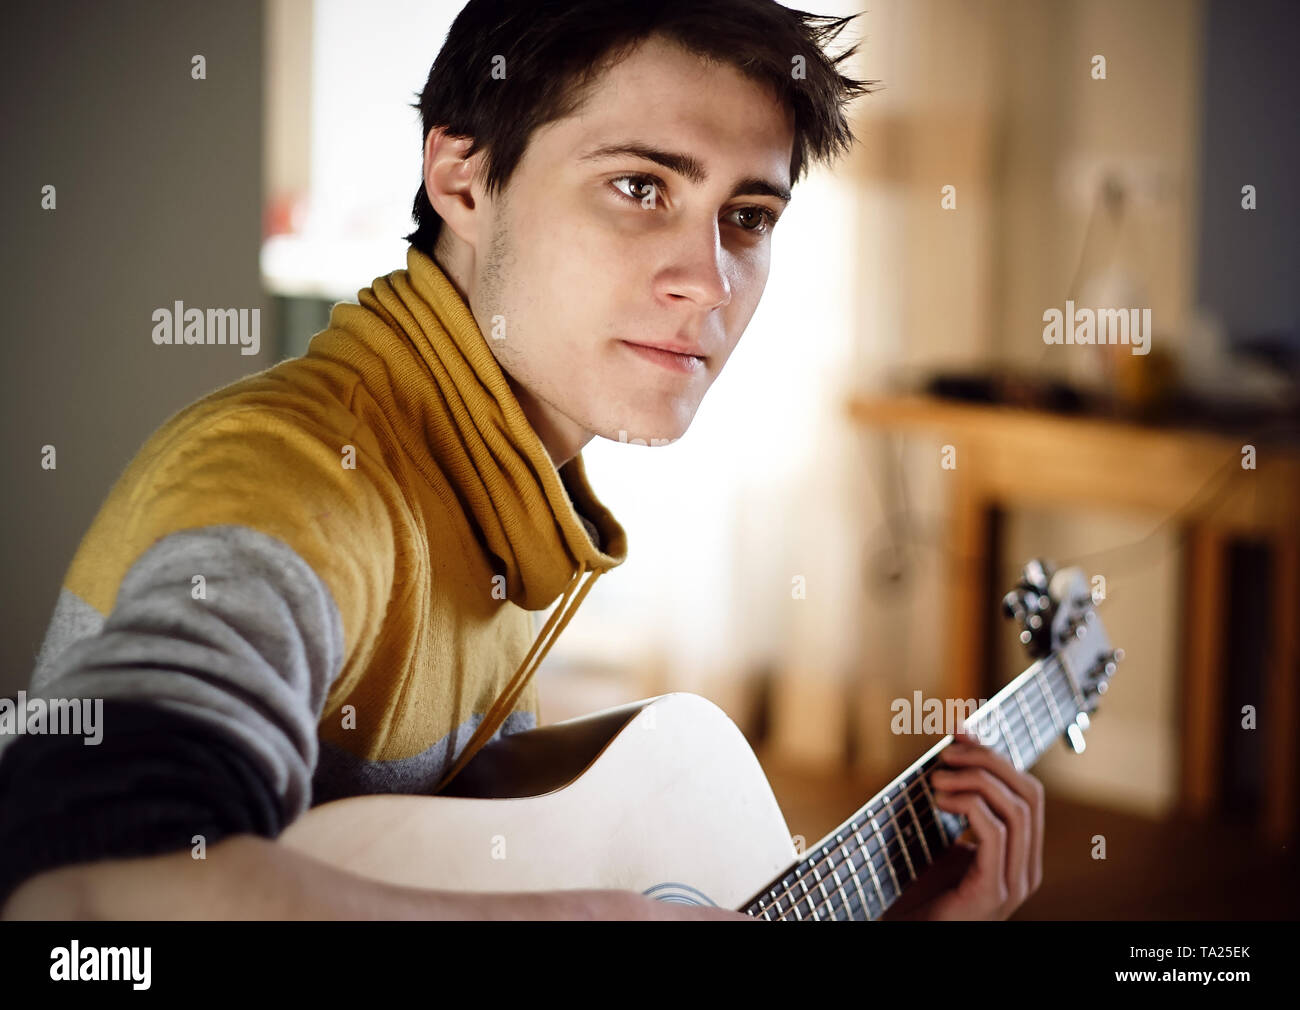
[741,653,1086,921]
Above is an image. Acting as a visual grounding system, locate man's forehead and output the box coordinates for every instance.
[549,36,795,179]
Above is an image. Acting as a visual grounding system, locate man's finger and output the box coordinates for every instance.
[942,737,1045,894]
[930,790,1007,915]
[931,765,1032,913]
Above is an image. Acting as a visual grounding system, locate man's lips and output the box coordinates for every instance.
[624,339,707,358]
[619,339,707,373]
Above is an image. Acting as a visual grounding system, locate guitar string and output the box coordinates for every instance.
[758,662,1075,922]
[800,662,1076,920]
[750,656,1080,920]
[759,661,1079,922]
[754,670,1066,920]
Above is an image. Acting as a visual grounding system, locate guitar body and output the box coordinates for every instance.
[280,692,797,909]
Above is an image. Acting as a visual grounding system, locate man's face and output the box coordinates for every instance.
[455,34,795,451]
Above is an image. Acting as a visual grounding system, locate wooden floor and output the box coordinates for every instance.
[764,764,1300,920]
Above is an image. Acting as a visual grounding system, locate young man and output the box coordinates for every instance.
[0,0,1043,921]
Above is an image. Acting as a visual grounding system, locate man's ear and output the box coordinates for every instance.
[422,127,483,251]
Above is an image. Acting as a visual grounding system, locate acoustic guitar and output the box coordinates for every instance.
[280,560,1122,920]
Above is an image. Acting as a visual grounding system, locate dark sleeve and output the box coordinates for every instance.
[0,700,282,909]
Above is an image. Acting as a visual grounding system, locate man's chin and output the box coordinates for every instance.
[598,416,691,447]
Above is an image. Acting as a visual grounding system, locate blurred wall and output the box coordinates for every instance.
[0,1,270,694]
[1195,0,1300,348]
[265,0,313,213]
[992,0,1203,816]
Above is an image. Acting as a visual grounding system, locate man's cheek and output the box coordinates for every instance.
[538,214,611,274]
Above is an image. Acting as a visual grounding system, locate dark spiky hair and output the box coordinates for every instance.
[405,0,875,254]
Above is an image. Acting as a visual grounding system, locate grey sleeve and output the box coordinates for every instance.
[22,524,346,817]
[0,524,346,906]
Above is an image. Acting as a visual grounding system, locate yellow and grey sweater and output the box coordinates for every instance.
[0,246,628,902]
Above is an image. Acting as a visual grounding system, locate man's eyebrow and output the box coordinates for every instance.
[577,142,792,204]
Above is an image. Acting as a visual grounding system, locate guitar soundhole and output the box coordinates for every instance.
[643,882,717,906]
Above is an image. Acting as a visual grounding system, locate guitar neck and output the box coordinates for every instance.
[741,653,1087,921]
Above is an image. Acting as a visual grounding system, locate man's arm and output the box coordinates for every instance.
[0,835,747,920]
[0,524,348,910]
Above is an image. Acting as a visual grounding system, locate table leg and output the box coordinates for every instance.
[945,466,994,705]
[1181,523,1226,818]
[1264,535,1298,844]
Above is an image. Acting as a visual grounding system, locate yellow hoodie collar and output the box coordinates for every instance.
[325,246,629,791]
[332,245,628,611]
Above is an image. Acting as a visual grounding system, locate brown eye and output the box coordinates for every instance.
[611,174,663,205]
[729,206,778,234]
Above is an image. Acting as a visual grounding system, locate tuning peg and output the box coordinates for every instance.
[1057,609,1088,643]
[1022,559,1052,593]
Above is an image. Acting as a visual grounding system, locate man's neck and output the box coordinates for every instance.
[504,374,593,470]
[433,242,592,471]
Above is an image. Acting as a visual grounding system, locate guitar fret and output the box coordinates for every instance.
[1024,670,1055,733]
[768,878,792,920]
[900,789,933,870]
[1058,651,1087,709]
[1041,665,1070,739]
[810,849,847,922]
[808,862,832,921]
[796,870,817,921]
[995,706,1024,770]
[1037,668,1065,733]
[765,831,861,922]
[1013,696,1040,761]
[768,865,806,921]
[1055,660,1082,720]
[852,823,888,912]
[920,773,953,857]
[869,813,903,894]
[917,772,950,845]
[785,873,806,920]
[881,795,921,881]
[830,845,856,920]
[1015,689,1042,754]
[828,863,854,921]
[900,779,934,865]
[838,836,872,920]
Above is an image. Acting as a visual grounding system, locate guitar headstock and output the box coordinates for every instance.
[1003,559,1124,724]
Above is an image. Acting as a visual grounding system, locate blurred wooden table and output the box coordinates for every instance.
[848,393,1300,844]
